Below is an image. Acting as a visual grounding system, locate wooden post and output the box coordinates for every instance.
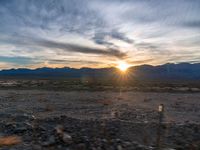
[156,104,164,149]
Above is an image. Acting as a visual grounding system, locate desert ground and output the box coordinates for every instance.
[0,89,199,150]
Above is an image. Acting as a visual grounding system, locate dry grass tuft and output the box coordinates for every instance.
[44,104,54,112]
[0,135,22,146]
[98,99,113,106]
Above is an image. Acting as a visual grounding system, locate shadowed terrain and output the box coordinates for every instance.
[0,89,199,149]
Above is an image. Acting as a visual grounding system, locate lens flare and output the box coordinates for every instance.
[117,62,129,72]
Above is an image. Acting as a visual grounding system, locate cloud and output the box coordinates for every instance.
[0,0,99,37]
[92,29,134,50]
[134,42,171,55]
[127,59,154,65]
[182,20,200,28]
[0,0,200,68]
[109,30,134,44]
[2,36,127,59]
[35,39,127,58]
[47,59,102,65]
[0,56,36,65]
[135,42,159,50]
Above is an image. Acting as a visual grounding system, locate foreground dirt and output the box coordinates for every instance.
[0,90,199,149]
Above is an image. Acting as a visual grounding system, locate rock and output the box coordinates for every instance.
[14,126,27,134]
[42,135,56,147]
[101,138,108,144]
[117,145,123,150]
[115,138,122,144]
[55,125,73,144]
[62,133,72,144]
[76,143,86,149]
[32,145,42,149]
[55,125,64,135]
[162,148,176,150]
[123,141,132,147]
[49,135,56,144]
[31,115,36,120]
[144,98,152,102]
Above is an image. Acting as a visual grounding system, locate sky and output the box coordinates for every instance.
[0,0,200,69]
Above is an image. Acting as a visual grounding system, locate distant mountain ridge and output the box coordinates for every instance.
[131,63,200,80]
[0,63,200,81]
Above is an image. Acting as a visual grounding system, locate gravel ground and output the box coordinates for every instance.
[0,90,199,149]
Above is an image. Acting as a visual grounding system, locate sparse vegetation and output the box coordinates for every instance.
[0,88,199,149]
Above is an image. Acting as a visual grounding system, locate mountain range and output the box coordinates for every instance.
[0,63,200,81]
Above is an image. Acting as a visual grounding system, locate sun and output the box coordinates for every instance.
[117,62,130,72]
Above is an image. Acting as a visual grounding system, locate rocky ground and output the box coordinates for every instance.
[0,90,199,149]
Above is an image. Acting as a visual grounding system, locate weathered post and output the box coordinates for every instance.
[156,104,164,149]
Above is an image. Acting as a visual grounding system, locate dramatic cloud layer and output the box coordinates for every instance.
[0,0,200,69]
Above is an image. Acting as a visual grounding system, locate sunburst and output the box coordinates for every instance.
[117,61,130,72]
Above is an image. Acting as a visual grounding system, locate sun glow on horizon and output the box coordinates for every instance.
[117,61,130,72]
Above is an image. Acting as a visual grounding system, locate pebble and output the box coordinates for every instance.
[62,133,72,144]
[117,145,123,150]
[76,143,86,149]
[0,115,198,150]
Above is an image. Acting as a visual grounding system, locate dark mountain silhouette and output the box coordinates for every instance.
[0,63,200,81]
[130,63,200,80]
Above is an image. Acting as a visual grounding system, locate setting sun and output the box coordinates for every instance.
[117,62,130,72]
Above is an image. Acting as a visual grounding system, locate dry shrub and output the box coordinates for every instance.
[98,99,113,106]
[37,96,47,102]
[144,98,152,102]
[111,110,120,118]
[0,135,22,146]
[44,104,54,112]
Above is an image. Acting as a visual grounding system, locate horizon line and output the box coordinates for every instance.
[1,62,200,71]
